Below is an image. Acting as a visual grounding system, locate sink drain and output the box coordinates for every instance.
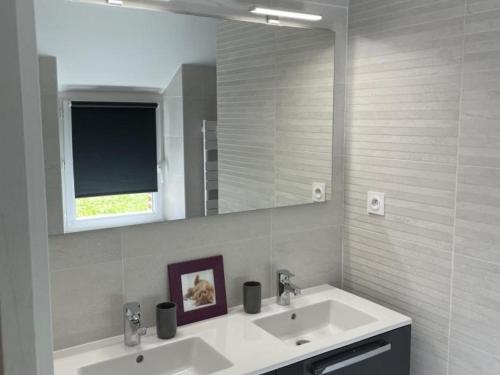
[296,339,310,346]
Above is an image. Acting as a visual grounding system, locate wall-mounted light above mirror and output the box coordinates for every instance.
[249,7,322,21]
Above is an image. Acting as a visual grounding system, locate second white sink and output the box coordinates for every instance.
[253,300,376,346]
[78,337,232,375]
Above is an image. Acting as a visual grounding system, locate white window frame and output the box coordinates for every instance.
[61,95,164,233]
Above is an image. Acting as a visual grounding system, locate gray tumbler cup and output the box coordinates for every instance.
[156,302,177,339]
[243,281,262,314]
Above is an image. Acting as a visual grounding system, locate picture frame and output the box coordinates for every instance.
[168,255,227,326]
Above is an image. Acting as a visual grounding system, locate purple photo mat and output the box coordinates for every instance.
[168,255,227,326]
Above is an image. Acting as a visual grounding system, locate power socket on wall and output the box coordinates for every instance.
[367,191,385,216]
[312,182,326,202]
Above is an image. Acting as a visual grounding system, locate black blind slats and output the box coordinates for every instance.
[71,101,158,199]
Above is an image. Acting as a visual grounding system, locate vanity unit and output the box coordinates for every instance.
[265,326,409,374]
[54,285,411,375]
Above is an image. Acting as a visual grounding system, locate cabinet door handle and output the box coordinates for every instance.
[310,341,391,375]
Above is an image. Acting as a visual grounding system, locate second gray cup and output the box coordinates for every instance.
[156,302,177,339]
[243,281,261,314]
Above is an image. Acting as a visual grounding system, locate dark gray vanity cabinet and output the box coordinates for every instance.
[272,326,411,375]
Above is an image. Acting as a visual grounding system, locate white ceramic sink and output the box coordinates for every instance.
[253,300,377,346]
[78,337,232,375]
[54,286,411,375]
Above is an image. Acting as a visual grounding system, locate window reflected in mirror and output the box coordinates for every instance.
[36,1,335,233]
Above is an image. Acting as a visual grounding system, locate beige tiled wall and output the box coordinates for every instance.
[48,0,348,350]
[346,0,500,374]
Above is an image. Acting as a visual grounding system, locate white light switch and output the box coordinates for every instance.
[312,182,326,202]
[367,191,385,216]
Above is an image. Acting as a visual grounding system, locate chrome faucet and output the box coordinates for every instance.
[276,269,301,306]
[124,302,147,346]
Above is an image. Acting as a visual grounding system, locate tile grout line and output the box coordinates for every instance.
[269,209,274,298]
[341,4,351,291]
[445,1,468,374]
[119,228,126,307]
[270,16,277,299]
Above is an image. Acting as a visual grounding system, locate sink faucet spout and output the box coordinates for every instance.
[286,282,301,296]
[276,270,302,306]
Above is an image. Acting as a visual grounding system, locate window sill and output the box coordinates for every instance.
[64,212,164,233]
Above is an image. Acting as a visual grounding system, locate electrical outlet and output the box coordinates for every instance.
[312,182,326,202]
[367,191,385,216]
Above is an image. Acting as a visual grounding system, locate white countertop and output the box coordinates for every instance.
[54,285,411,375]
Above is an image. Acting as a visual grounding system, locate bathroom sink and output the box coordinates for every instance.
[78,337,232,375]
[253,300,376,346]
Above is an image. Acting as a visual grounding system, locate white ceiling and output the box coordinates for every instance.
[34,0,217,91]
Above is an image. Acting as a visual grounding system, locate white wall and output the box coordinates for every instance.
[34,0,217,90]
[181,65,217,218]
[0,0,53,374]
[39,56,65,235]
[163,67,187,220]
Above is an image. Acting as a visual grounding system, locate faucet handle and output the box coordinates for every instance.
[124,302,141,311]
[277,269,295,282]
[277,269,295,284]
[124,302,141,323]
[277,269,295,277]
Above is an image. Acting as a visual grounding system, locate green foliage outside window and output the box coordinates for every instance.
[76,193,153,218]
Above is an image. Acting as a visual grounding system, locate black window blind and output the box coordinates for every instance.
[71,101,158,198]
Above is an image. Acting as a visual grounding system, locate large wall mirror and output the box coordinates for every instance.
[36,0,335,233]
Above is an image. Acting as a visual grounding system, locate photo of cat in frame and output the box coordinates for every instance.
[181,269,216,312]
[168,255,227,325]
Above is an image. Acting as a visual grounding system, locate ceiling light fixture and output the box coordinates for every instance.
[107,0,124,5]
[249,7,322,21]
